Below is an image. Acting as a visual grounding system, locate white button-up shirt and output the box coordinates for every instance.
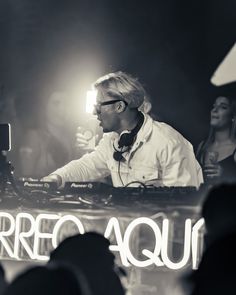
[53,114,203,187]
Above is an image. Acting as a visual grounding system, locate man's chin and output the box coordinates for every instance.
[100,122,112,133]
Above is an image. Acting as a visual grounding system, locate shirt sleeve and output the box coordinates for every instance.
[160,139,203,188]
[52,135,111,186]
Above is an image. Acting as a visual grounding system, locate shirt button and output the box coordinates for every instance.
[142,176,145,179]
[129,166,132,169]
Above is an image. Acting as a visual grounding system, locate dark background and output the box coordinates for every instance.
[0,0,235,147]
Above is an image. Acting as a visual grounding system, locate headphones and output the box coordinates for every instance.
[113,112,144,161]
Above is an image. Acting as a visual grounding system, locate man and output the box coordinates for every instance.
[43,71,203,187]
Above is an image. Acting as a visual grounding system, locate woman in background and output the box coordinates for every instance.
[19,91,73,178]
[197,95,236,183]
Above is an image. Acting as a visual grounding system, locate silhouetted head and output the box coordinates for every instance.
[49,232,125,295]
[0,263,7,294]
[188,232,236,295]
[3,264,90,295]
[202,183,236,247]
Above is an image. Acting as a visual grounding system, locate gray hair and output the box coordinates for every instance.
[93,71,146,109]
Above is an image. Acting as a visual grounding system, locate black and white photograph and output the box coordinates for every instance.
[0,0,236,294]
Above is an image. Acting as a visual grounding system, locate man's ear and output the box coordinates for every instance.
[116,101,127,113]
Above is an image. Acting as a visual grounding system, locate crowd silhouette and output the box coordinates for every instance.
[0,232,125,295]
[185,184,236,295]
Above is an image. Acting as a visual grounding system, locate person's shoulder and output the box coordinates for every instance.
[152,120,189,144]
[152,120,176,132]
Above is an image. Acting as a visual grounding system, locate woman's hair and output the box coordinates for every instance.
[93,71,146,109]
[197,95,236,163]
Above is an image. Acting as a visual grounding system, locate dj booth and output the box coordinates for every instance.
[0,181,206,294]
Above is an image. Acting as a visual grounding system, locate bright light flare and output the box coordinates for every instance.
[211,42,236,86]
[86,90,97,114]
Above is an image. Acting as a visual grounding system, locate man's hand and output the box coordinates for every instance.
[41,174,62,187]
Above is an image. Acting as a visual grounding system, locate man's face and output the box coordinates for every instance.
[93,89,121,133]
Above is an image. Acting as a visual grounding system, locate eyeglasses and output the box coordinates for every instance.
[94,99,127,113]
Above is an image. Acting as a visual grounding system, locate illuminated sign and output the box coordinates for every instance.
[0,212,204,270]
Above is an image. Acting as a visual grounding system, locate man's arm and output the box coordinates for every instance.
[42,136,111,187]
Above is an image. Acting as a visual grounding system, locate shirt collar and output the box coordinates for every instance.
[110,112,153,143]
[135,113,153,144]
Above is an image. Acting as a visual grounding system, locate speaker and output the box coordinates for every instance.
[0,123,11,151]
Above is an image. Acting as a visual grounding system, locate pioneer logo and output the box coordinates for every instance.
[24,182,44,188]
[70,183,93,189]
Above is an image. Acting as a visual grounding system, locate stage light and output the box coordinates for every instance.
[211,42,236,86]
[86,90,97,114]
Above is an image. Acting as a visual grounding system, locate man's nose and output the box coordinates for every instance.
[93,106,99,116]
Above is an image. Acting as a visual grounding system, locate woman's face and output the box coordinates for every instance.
[210,96,233,129]
[46,92,68,126]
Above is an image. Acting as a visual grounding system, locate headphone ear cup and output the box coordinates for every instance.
[118,130,133,148]
[113,151,124,161]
